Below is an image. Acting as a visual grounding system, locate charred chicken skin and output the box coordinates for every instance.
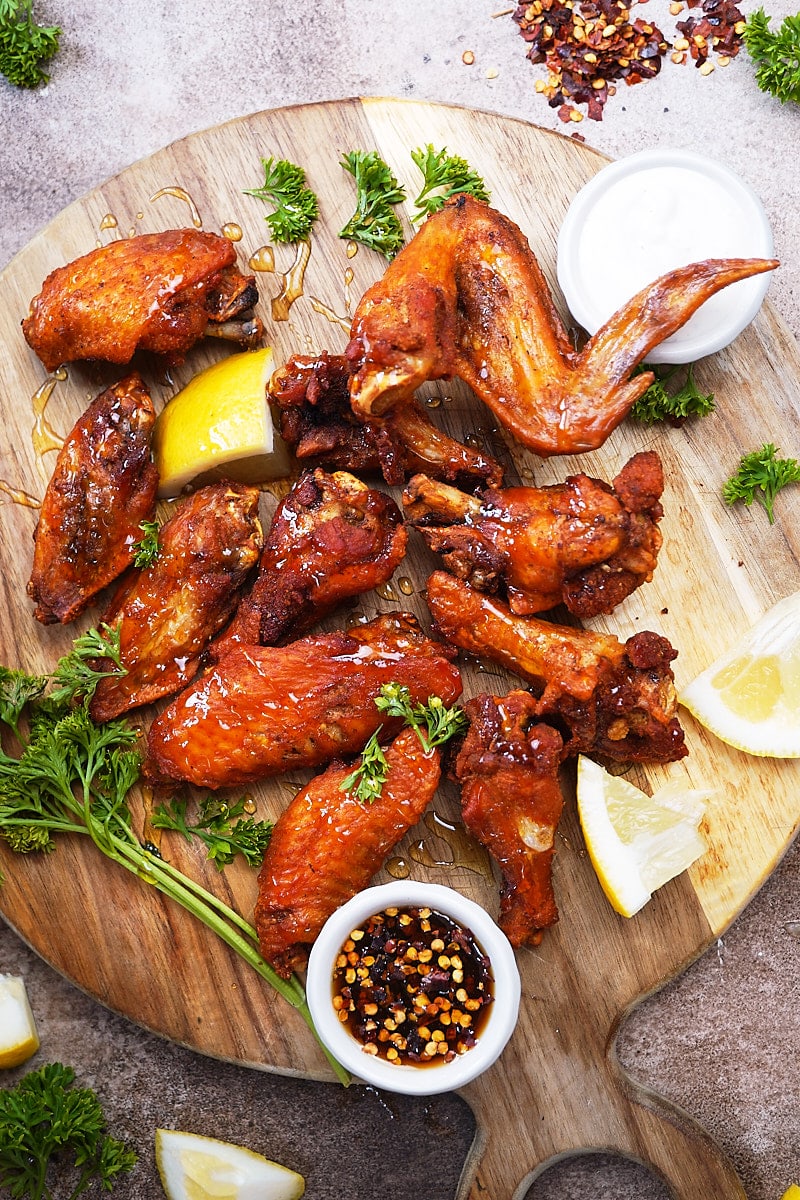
[22,229,262,370]
[271,351,503,489]
[145,613,461,790]
[455,693,564,945]
[215,468,407,652]
[27,373,159,625]
[90,482,263,723]
[255,727,442,978]
[425,571,686,764]
[403,450,664,618]
[347,194,778,456]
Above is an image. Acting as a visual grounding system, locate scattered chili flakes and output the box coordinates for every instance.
[675,0,746,70]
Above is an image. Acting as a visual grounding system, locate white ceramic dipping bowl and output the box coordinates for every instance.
[556,148,775,364]
[306,881,521,1096]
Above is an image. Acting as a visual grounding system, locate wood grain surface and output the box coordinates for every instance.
[0,98,798,1200]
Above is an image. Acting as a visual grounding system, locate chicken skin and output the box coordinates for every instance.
[27,373,158,625]
[145,613,461,789]
[215,468,407,652]
[255,727,442,978]
[271,351,503,489]
[347,194,778,456]
[403,450,664,618]
[90,482,263,723]
[425,572,686,764]
[455,693,564,945]
[22,229,262,371]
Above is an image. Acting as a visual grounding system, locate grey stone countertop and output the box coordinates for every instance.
[0,3,798,1199]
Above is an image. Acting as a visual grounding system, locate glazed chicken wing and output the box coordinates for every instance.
[216,468,406,652]
[90,482,263,723]
[255,727,442,978]
[455,693,564,945]
[425,571,686,764]
[271,351,503,489]
[403,450,664,618]
[347,195,778,456]
[27,373,158,625]
[22,229,262,370]
[145,613,461,789]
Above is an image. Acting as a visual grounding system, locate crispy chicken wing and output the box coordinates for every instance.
[403,450,664,617]
[455,693,564,945]
[271,351,503,489]
[347,195,778,456]
[27,373,158,625]
[90,482,263,723]
[255,727,442,978]
[22,229,262,370]
[425,571,686,764]
[145,613,461,789]
[215,468,406,652]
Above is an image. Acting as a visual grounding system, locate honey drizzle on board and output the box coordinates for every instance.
[149,186,203,228]
[270,240,312,321]
[408,811,494,882]
[309,297,350,333]
[221,222,243,242]
[31,378,64,457]
[0,480,41,509]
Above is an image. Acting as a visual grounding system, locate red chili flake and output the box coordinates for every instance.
[675,0,747,68]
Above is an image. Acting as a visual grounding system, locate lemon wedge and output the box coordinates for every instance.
[576,756,708,918]
[155,1130,305,1200]
[680,591,800,757]
[153,348,291,498]
[780,1187,800,1200]
[0,974,40,1068]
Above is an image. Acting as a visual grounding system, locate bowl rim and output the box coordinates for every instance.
[305,880,521,1096]
[556,147,775,364]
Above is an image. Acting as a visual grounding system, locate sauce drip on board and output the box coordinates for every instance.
[150,186,203,229]
[31,379,64,457]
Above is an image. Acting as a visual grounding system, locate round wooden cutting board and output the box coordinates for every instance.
[0,98,798,1200]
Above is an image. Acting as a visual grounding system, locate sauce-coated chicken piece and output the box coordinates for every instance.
[215,468,406,652]
[22,229,262,370]
[425,571,686,764]
[348,195,778,456]
[455,693,565,945]
[27,372,158,625]
[403,451,664,618]
[255,727,442,978]
[145,613,462,790]
[271,351,503,489]
[90,482,263,723]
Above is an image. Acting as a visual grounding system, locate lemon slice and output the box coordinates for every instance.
[0,974,40,1068]
[155,1130,305,1200]
[576,756,708,918]
[153,348,291,498]
[680,591,800,758]
[780,1186,800,1200]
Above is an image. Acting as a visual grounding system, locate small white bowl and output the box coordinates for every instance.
[556,148,775,364]
[306,881,520,1095]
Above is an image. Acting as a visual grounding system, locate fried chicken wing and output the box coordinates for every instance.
[347,194,778,456]
[145,613,461,789]
[403,450,664,618]
[425,571,686,764]
[455,693,564,945]
[22,229,262,370]
[271,351,502,489]
[89,482,263,723]
[255,727,442,978]
[216,468,406,652]
[27,373,158,625]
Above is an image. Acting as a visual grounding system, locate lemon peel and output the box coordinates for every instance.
[155,1129,305,1200]
[153,348,290,499]
[576,756,708,918]
[779,1186,800,1200]
[0,974,40,1069]
[680,590,800,758]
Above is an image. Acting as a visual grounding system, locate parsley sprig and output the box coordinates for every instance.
[132,519,159,569]
[630,363,715,424]
[48,623,125,707]
[339,150,407,260]
[152,795,273,869]
[722,442,800,523]
[0,1061,137,1199]
[244,157,320,243]
[743,8,800,105]
[411,144,490,221]
[0,1,60,89]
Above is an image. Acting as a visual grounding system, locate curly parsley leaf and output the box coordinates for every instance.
[132,519,159,569]
[48,623,126,706]
[630,362,715,424]
[339,149,407,260]
[410,144,490,221]
[743,8,800,105]
[722,442,800,523]
[244,156,319,243]
[0,0,61,89]
[151,795,273,868]
[0,666,47,739]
